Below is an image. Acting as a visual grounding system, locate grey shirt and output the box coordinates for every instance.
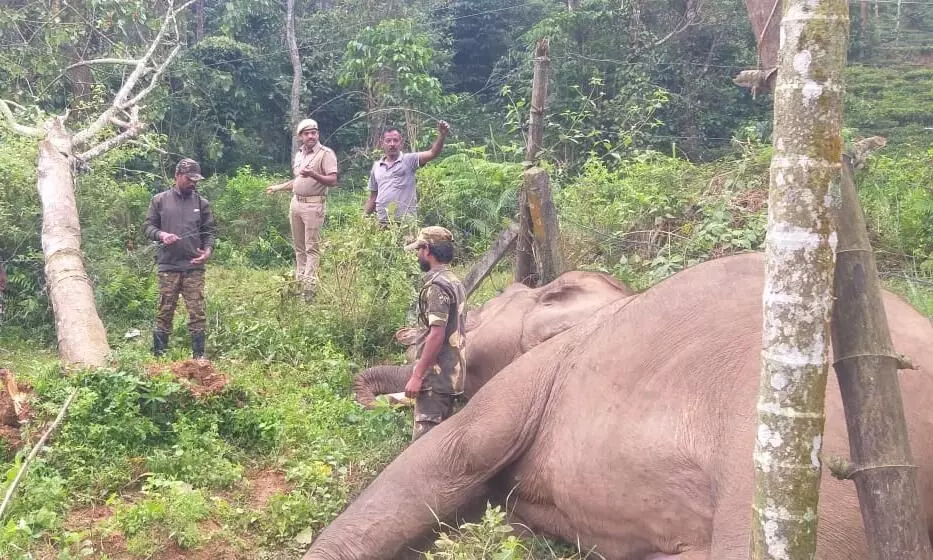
[369,152,420,222]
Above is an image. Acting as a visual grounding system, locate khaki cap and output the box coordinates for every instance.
[405,226,454,250]
[296,118,319,135]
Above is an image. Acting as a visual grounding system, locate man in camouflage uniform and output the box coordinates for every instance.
[403,226,467,441]
[143,158,216,359]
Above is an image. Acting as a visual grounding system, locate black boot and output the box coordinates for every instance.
[152,330,169,357]
[191,332,206,359]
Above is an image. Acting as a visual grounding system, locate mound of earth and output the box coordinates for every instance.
[147,360,230,398]
[0,368,33,450]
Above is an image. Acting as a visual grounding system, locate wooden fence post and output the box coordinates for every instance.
[516,39,550,286]
[524,168,563,284]
[830,155,933,560]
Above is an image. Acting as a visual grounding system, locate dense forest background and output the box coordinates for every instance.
[0,1,932,558]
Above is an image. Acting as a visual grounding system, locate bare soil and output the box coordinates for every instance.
[0,367,33,451]
[248,469,292,510]
[146,360,230,397]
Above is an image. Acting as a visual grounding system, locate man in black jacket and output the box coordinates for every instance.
[143,159,216,359]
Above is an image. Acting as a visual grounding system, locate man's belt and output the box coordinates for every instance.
[294,194,326,203]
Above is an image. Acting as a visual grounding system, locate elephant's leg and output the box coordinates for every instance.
[304,358,558,560]
[353,364,413,408]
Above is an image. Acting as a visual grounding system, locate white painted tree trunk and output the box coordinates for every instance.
[750,1,849,559]
[38,118,110,367]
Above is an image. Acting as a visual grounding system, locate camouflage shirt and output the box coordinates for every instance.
[416,266,466,395]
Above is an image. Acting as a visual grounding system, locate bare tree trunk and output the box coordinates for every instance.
[735,0,781,95]
[516,39,550,287]
[195,0,205,42]
[2,1,192,369]
[830,156,933,560]
[524,168,563,284]
[894,0,902,47]
[860,0,868,34]
[38,119,110,367]
[286,0,302,155]
[749,1,849,558]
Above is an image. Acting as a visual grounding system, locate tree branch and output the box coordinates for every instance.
[654,0,705,47]
[0,99,44,138]
[0,388,79,522]
[73,0,194,147]
[77,106,144,162]
[124,45,181,108]
[65,58,142,70]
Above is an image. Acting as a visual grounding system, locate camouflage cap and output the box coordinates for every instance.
[175,158,204,181]
[405,226,454,251]
[296,118,319,135]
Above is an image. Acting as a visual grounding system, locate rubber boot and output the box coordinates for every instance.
[152,330,169,357]
[191,332,206,359]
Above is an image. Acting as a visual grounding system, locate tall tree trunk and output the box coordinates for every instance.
[860,0,868,34]
[831,156,933,560]
[38,119,110,368]
[894,0,902,47]
[195,0,205,42]
[749,1,848,558]
[286,0,302,155]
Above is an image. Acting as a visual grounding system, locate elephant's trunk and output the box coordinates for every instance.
[353,364,414,408]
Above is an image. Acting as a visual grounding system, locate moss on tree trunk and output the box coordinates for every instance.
[750,1,849,559]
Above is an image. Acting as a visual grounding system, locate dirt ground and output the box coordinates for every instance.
[0,367,33,451]
[248,469,292,510]
[146,359,230,397]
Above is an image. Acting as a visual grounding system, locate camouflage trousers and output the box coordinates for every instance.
[412,389,455,441]
[155,270,206,334]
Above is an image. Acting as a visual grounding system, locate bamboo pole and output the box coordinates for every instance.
[829,155,933,560]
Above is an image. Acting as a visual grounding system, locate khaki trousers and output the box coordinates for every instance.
[289,198,325,291]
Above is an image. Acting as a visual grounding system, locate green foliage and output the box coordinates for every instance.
[146,418,244,489]
[199,166,293,268]
[109,477,212,555]
[559,147,770,290]
[426,504,589,560]
[846,66,933,149]
[339,18,450,111]
[417,148,522,256]
[856,149,933,268]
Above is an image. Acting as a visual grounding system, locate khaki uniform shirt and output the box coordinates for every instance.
[416,266,467,395]
[293,143,338,197]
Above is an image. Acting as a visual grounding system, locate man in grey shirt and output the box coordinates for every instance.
[363,120,450,225]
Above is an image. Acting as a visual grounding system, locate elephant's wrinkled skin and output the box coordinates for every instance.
[353,271,634,407]
[307,253,933,560]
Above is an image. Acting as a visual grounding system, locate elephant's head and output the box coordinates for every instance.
[353,271,633,406]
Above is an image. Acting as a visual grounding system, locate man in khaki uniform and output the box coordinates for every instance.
[402,226,466,441]
[266,118,338,300]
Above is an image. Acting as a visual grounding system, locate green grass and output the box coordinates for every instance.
[2,146,933,559]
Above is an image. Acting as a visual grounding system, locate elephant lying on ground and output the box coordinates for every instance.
[353,270,634,407]
[307,253,933,560]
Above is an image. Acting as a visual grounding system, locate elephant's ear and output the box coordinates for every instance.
[521,272,633,350]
